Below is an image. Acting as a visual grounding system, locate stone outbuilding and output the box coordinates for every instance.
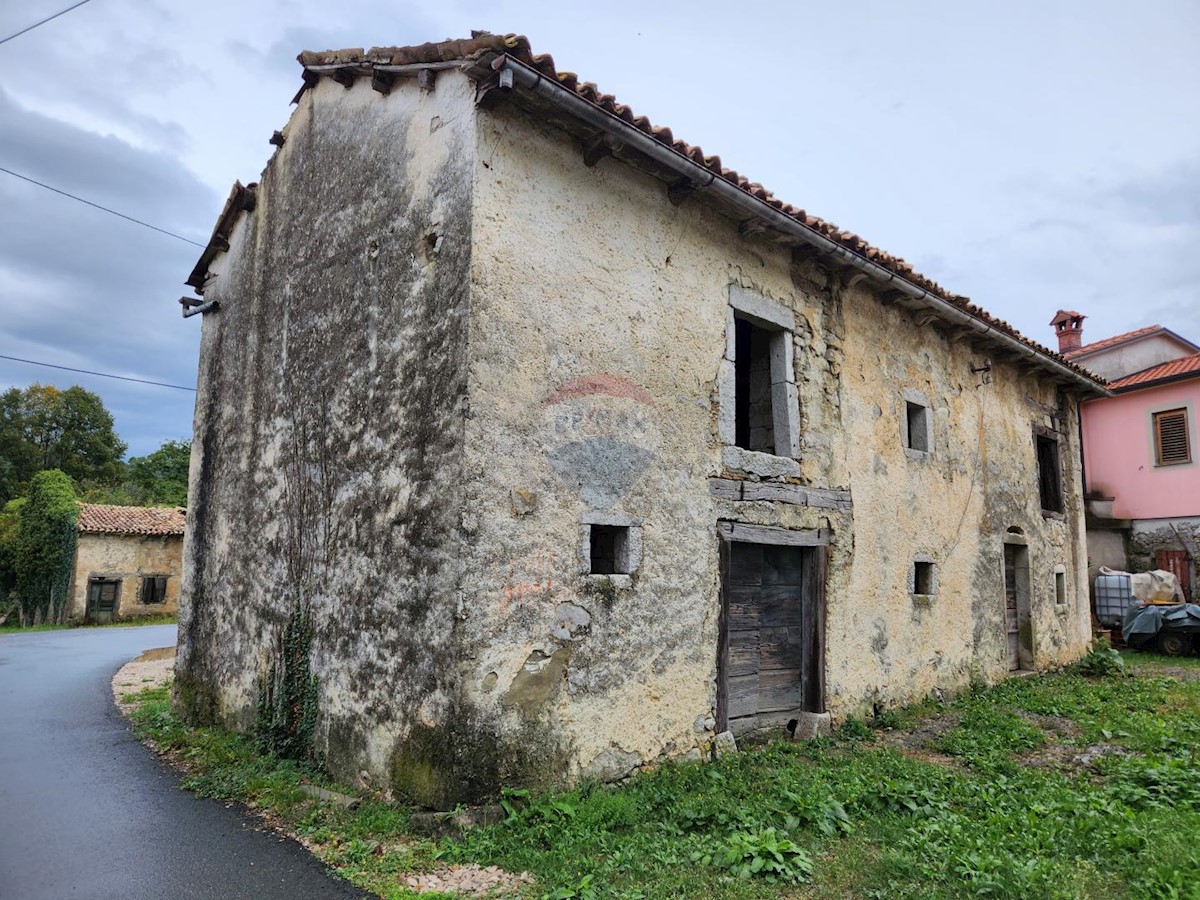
[70,503,185,623]
[176,34,1109,808]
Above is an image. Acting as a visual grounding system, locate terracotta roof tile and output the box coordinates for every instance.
[196,33,1105,389]
[1107,353,1200,392]
[1065,325,1164,358]
[77,503,186,536]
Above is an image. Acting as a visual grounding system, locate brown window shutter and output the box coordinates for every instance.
[1154,409,1191,465]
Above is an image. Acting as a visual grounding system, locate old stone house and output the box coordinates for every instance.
[70,503,185,623]
[176,34,1108,808]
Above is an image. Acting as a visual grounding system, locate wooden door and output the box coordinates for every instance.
[719,542,817,735]
[87,579,119,624]
[1004,546,1019,671]
[1156,550,1191,601]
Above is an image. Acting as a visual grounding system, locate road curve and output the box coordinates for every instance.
[0,625,367,899]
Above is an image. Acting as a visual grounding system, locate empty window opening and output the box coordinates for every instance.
[1153,408,1191,466]
[913,561,935,595]
[140,575,168,605]
[905,401,930,453]
[590,525,630,575]
[1055,570,1067,607]
[1036,433,1063,513]
[734,317,776,454]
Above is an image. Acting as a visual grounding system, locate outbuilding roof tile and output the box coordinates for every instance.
[77,503,186,536]
[1107,353,1200,392]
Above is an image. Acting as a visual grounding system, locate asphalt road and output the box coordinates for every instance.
[0,624,367,899]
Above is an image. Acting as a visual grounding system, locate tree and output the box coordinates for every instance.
[0,497,25,624]
[127,439,191,507]
[0,384,127,503]
[14,470,78,626]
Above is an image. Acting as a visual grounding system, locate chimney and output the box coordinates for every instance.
[1049,310,1085,354]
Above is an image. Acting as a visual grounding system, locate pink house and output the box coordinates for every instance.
[1054,312,1200,599]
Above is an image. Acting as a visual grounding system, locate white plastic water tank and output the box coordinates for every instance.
[1094,573,1133,627]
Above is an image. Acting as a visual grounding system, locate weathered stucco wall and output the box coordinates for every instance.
[178,69,1093,808]
[457,97,1091,791]
[460,100,851,792]
[68,533,182,620]
[833,285,1092,712]
[176,72,478,801]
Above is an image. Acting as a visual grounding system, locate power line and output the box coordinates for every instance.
[0,166,205,248]
[0,354,197,392]
[0,0,96,47]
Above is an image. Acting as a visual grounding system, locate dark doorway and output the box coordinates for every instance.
[1002,543,1033,671]
[717,540,825,735]
[86,578,120,624]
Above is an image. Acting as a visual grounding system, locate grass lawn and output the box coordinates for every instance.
[125,646,1200,899]
[0,613,178,634]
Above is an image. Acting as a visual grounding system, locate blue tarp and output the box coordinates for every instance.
[1122,602,1200,646]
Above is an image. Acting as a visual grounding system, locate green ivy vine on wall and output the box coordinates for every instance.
[255,597,321,762]
[13,470,78,626]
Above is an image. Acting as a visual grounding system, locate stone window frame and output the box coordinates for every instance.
[718,285,801,478]
[1033,425,1065,517]
[1146,399,1197,471]
[901,387,933,460]
[909,553,938,600]
[579,511,642,588]
[1054,564,1068,613]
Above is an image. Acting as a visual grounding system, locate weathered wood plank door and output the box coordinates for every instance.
[1004,546,1020,671]
[87,579,120,624]
[1156,549,1191,601]
[718,541,823,735]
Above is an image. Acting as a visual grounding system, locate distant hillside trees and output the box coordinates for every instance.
[0,384,127,504]
[127,439,191,507]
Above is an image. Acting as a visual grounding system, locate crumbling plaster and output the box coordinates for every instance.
[176,73,480,802]
[459,92,1090,783]
[178,69,1092,808]
[68,533,182,620]
[832,284,1091,711]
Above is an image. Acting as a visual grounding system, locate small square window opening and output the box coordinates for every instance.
[590,525,630,575]
[1055,570,1067,607]
[140,575,168,605]
[913,561,934,595]
[906,402,930,453]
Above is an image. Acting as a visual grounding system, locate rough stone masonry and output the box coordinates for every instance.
[175,35,1106,808]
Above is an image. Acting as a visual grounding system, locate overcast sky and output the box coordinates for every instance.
[1,0,1197,456]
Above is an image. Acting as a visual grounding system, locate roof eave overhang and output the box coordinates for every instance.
[186,181,258,294]
[196,49,1109,398]
[482,54,1108,397]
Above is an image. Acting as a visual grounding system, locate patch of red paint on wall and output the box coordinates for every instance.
[544,373,654,407]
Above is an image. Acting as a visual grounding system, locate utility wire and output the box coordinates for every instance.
[0,0,95,47]
[0,166,205,248]
[0,354,197,392]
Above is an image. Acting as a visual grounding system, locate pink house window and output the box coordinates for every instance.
[1153,408,1191,466]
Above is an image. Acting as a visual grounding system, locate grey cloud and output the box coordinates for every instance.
[0,89,218,456]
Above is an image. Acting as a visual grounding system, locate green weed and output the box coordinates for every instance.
[123,664,1200,899]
